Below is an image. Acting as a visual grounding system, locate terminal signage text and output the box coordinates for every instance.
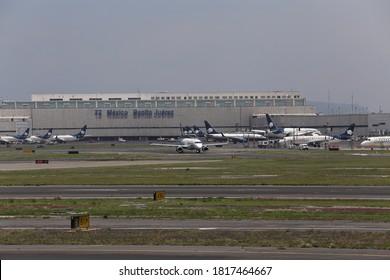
[107,109,129,118]
[133,109,174,119]
[94,109,174,119]
[94,109,129,119]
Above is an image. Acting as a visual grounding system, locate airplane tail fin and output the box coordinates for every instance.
[193,126,205,138]
[43,129,53,139]
[333,123,355,140]
[18,128,30,139]
[181,126,194,137]
[74,125,87,139]
[346,123,355,135]
[266,114,282,133]
[179,124,185,138]
[204,120,219,135]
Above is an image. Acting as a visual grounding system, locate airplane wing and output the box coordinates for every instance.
[51,135,67,143]
[306,140,325,145]
[306,137,329,146]
[281,135,328,146]
[231,136,247,142]
[203,140,229,146]
[220,134,248,143]
[33,135,54,144]
[251,129,266,135]
[150,142,190,148]
[294,131,315,136]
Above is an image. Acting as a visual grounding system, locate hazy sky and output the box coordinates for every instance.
[1,0,389,112]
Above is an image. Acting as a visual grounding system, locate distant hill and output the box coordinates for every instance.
[307,101,367,115]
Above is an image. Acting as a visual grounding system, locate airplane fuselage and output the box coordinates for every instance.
[150,134,226,153]
[280,135,332,145]
[207,132,265,142]
[0,136,24,144]
[176,138,204,153]
[26,136,47,143]
[54,135,80,142]
[268,128,321,138]
[361,137,390,149]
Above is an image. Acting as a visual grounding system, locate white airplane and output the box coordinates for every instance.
[51,125,88,143]
[279,123,355,147]
[265,114,321,138]
[150,137,228,153]
[26,128,53,143]
[150,127,228,153]
[279,134,332,146]
[0,128,30,144]
[360,136,390,149]
[118,137,127,142]
[204,120,266,143]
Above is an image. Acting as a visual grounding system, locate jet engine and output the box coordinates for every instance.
[176,146,184,153]
[202,146,209,151]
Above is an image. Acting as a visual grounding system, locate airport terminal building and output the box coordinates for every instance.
[0,91,387,140]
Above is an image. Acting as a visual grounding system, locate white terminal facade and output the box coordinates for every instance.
[0,91,380,139]
[30,91,307,108]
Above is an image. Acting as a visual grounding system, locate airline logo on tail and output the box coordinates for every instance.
[266,115,276,130]
[44,129,53,139]
[193,126,205,138]
[204,120,227,138]
[181,125,206,138]
[266,114,283,134]
[181,126,194,137]
[76,125,87,139]
[346,124,355,136]
[21,128,30,138]
[333,123,355,140]
[204,120,219,135]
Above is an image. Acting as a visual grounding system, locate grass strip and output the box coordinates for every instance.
[1,229,390,250]
[2,198,390,222]
[2,153,390,185]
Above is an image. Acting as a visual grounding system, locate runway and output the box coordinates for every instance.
[1,184,390,199]
[1,159,390,260]
[2,216,390,259]
[1,217,390,232]
[2,245,390,260]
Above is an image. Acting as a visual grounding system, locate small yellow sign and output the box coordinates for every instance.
[71,214,90,229]
[78,215,90,228]
[154,191,166,201]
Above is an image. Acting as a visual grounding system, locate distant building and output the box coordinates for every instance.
[4,91,388,140]
[1,91,317,139]
[29,91,308,108]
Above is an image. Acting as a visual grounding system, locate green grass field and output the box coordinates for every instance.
[2,229,390,250]
[0,144,390,186]
[1,143,390,249]
[2,198,390,222]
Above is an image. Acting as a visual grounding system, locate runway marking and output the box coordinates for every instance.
[3,246,390,259]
